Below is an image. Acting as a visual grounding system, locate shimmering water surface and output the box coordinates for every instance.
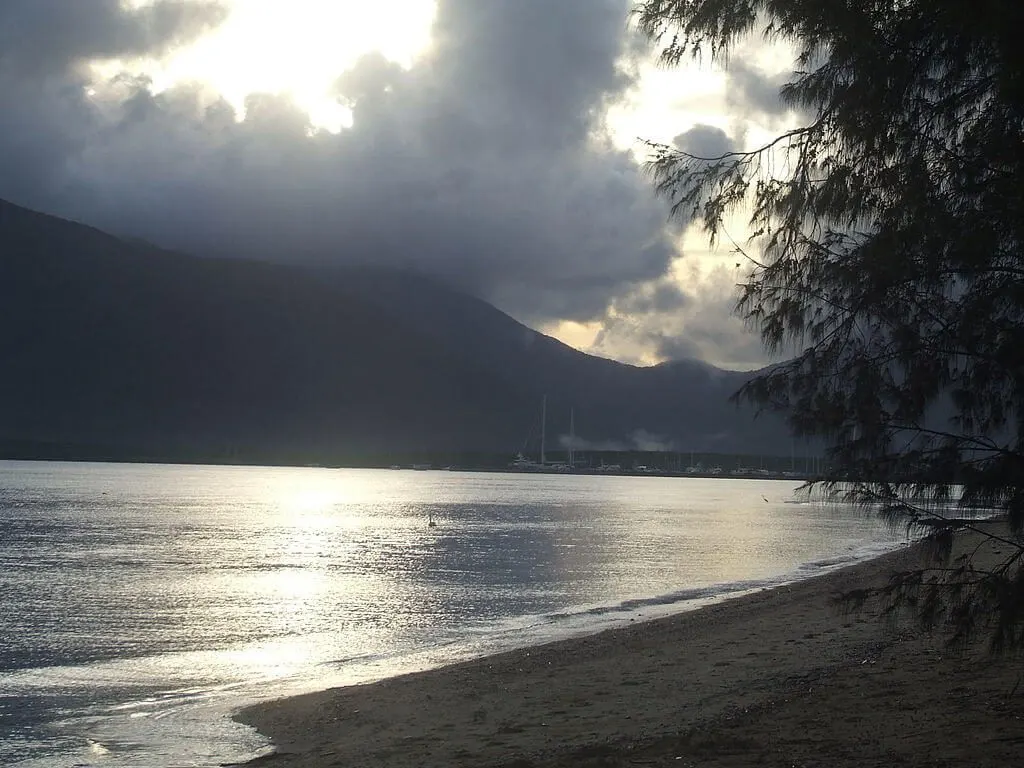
[0,461,906,766]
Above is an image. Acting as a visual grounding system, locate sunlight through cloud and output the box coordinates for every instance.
[137,0,437,127]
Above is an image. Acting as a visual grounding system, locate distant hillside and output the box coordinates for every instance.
[0,198,787,464]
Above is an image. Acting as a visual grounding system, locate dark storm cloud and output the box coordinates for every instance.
[0,0,226,76]
[589,265,770,370]
[652,282,773,370]
[673,123,738,158]
[0,0,224,207]
[613,279,689,315]
[427,0,641,149]
[0,0,679,328]
[725,59,793,122]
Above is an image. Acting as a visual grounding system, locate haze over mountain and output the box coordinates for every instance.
[0,198,787,464]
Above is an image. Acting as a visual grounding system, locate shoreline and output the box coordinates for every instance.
[0,457,814,482]
[232,526,1022,767]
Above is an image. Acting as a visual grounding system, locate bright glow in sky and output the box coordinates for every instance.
[127,0,721,145]
[139,0,438,129]
[606,62,728,151]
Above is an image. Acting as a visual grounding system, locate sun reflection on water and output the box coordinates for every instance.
[227,469,440,681]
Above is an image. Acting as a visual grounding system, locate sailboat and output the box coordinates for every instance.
[509,397,579,472]
[549,407,575,473]
[568,407,575,469]
[509,395,550,471]
[509,399,544,473]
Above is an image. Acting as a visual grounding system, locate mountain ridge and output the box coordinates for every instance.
[0,197,787,465]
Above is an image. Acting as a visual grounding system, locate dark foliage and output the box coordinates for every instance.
[635,0,1024,651]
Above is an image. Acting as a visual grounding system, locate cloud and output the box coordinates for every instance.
[0,0,682,329]
[626,428,678,452]
[0,1,226,77]
[558,428,677,453]
[588,263,771,370]
[0,0,224,206]
[673,123,738,158]
[724,59,793,123]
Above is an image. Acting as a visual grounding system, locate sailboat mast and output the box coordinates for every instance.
[569,407,575,468]
[540,394,547,466]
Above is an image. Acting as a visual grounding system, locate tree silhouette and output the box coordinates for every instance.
[635,0,1024,652]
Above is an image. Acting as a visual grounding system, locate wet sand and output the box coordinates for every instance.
[236,525,1023,767]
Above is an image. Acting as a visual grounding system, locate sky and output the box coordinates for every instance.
[0,0,798,370]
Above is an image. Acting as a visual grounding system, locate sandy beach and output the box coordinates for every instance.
[236,526,1023,767]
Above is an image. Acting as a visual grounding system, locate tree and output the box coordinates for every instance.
[634,0,1024,652]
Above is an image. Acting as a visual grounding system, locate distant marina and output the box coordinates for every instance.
[379,394,828,481]
[385,460,818,482]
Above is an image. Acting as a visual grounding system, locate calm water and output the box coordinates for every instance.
[0,461,905,767]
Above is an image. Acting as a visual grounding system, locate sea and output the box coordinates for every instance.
[0,460,908,767]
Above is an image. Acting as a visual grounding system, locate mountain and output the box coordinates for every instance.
[330,269,774,450]
[0,198,787,464]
